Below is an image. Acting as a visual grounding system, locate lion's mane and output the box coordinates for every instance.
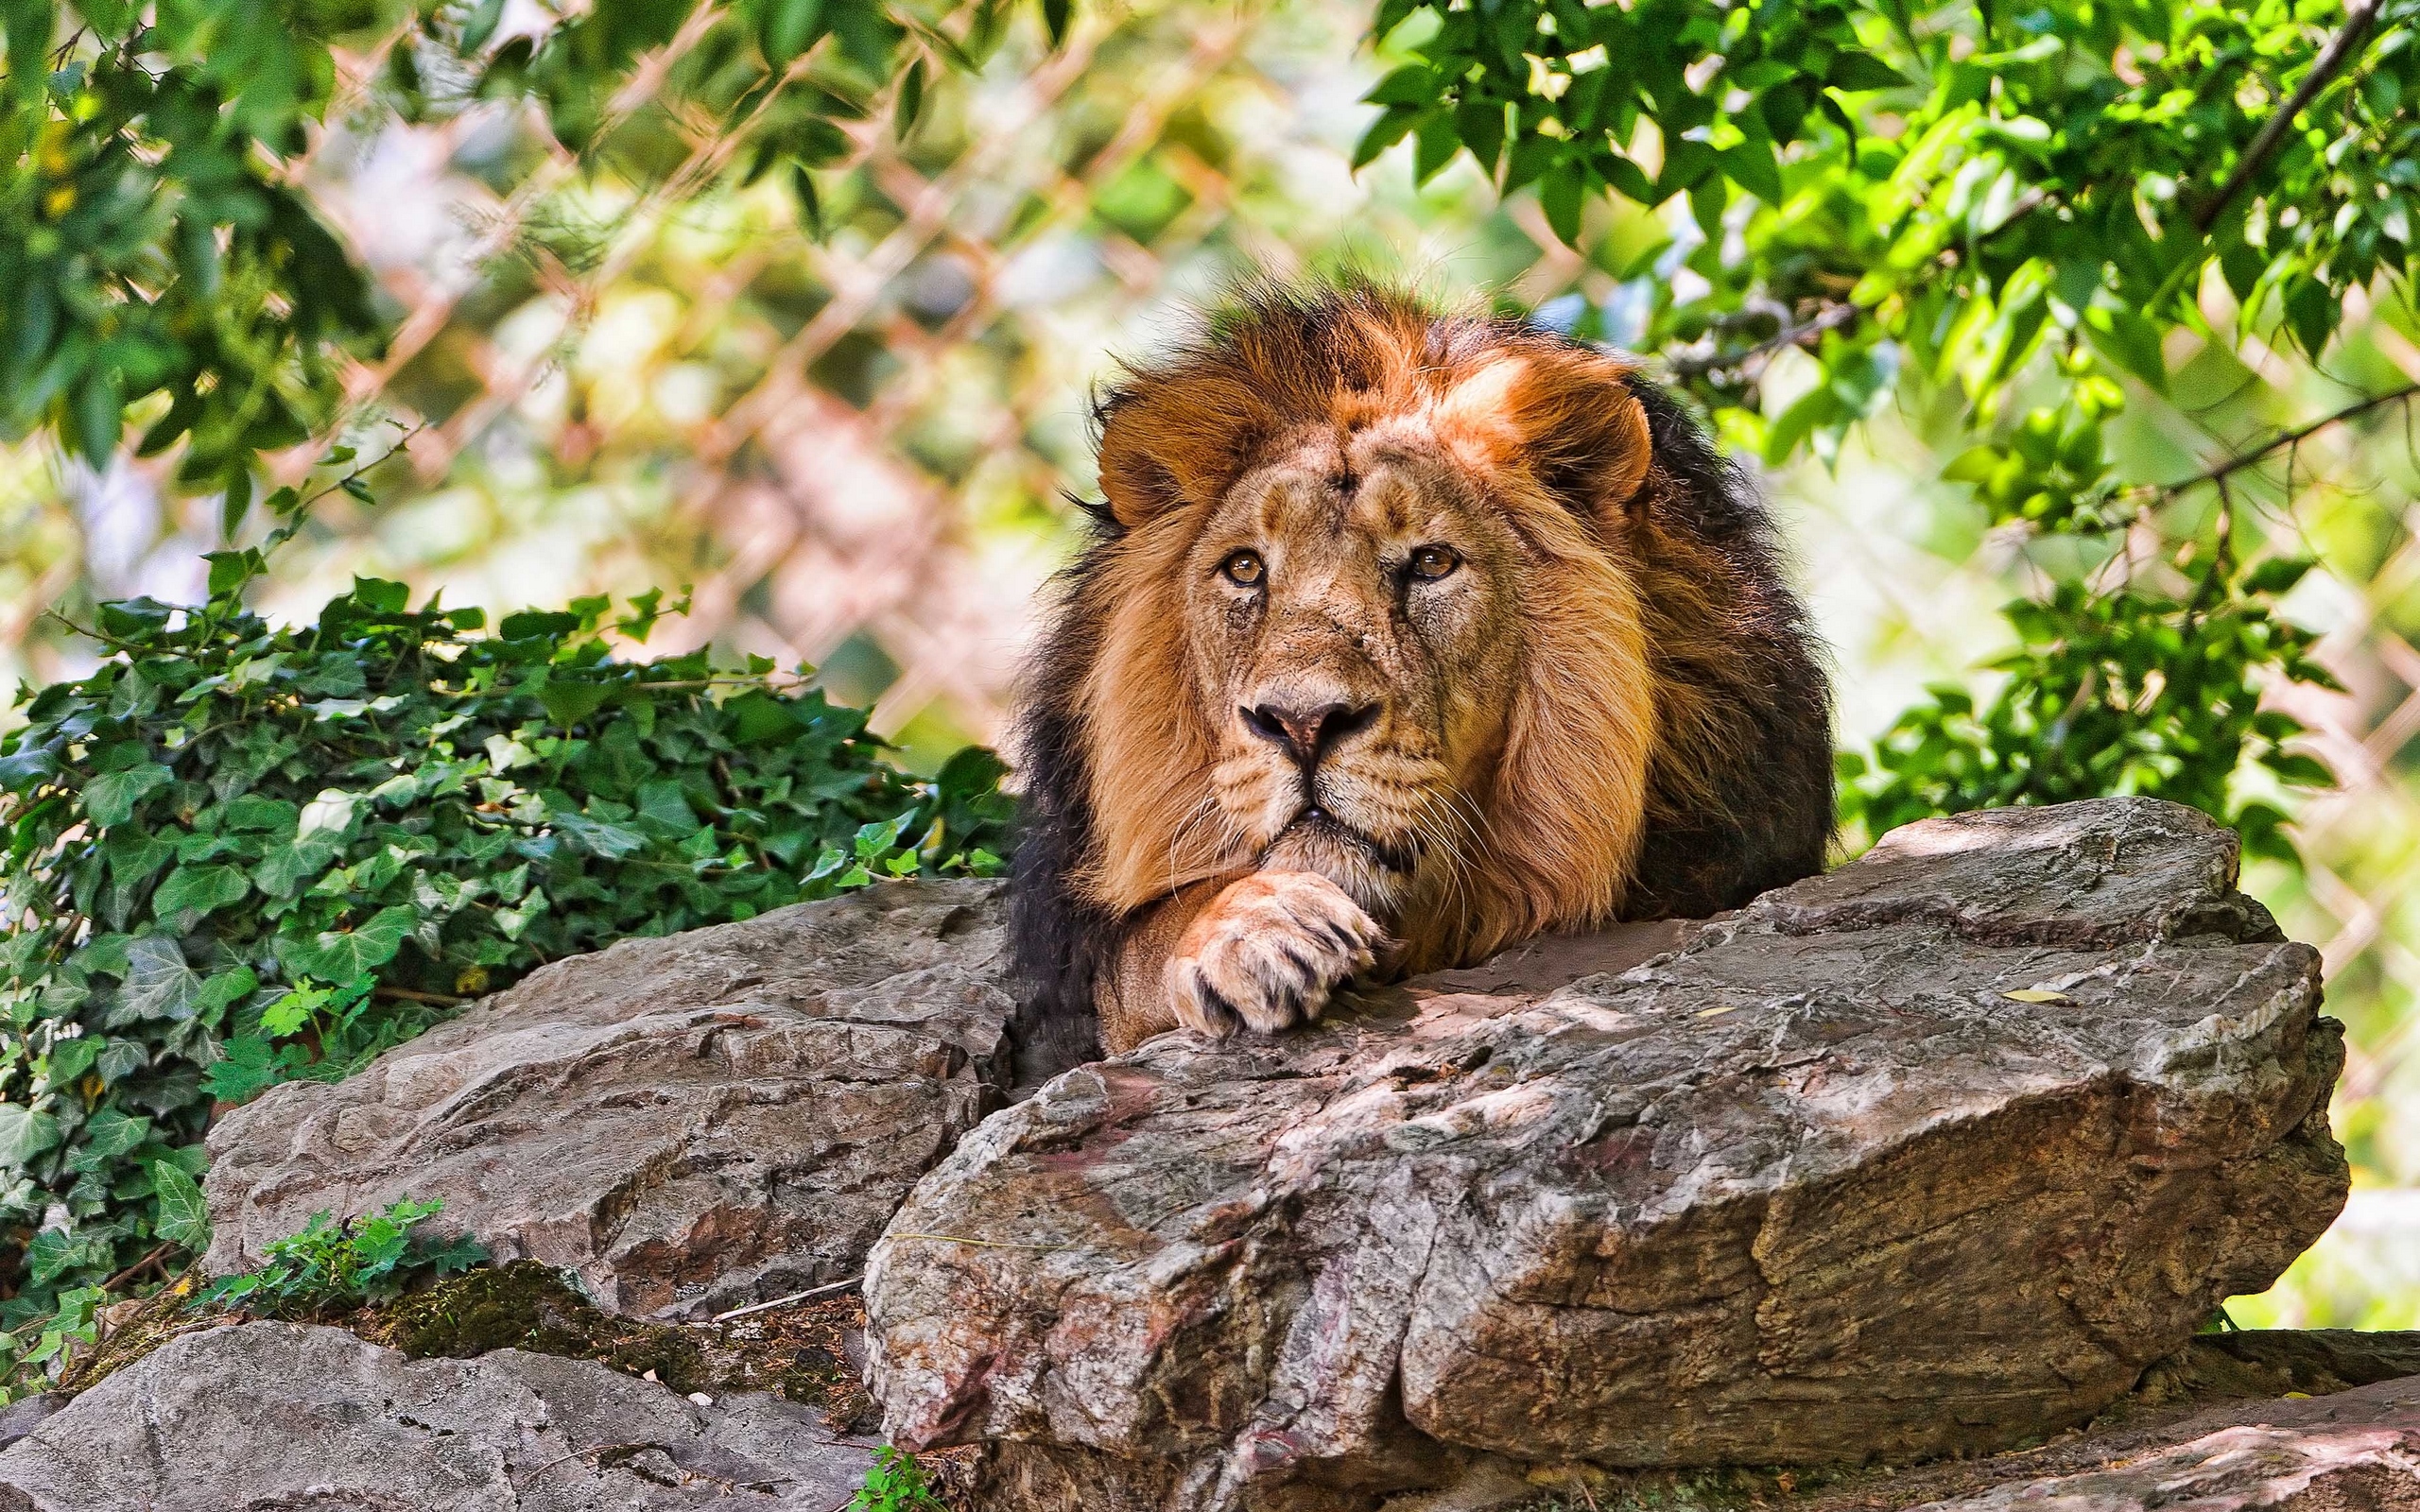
[1009,280,1834,1042]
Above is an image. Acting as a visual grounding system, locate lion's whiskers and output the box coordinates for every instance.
[1165,792,1226,898]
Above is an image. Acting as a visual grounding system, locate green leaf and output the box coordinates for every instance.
[152,864,251,920]
[86,764,174,828]
[1825,50,1906,92]
[1719,138,1782,205]
[150,1159,211,1250]
[2081,305,2167,393]
[113,936,204,1023]
[551,810,649,859]
[895,57,925,137]
[1353,106,1420,171]
[279,906,418,984]
[1540,163,1585,247]
[0,1105,62,1168]
[461,0,506,50]
[203,1038,283,1106]
[1365,64,1440,107]
[255,837,340,900]
[540,680,614,727]
[77,1108,151,1162]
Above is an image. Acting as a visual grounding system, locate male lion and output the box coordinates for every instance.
[1011,280,1834,1054]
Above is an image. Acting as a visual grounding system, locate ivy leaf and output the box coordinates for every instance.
[278,907,419,984]
[76,1109,152,1162]
[150,1159,212,1250]
[86,764,174,828]
[152,864,251,921]
[552,810,649,859]
[0,1105,63,1167]
[112,936,205,1024]
[255,836,341,900]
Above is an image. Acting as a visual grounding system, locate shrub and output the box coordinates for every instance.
[851,1446,950,1512]
[200,1197,487,1317]
[0,544,1012,1335]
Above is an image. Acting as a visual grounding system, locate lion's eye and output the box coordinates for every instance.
[1220,549,1266,587]
[1409,545,1461,581]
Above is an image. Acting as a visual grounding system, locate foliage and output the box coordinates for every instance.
[199,1196,486,1316]
[850,1445,951,1512]
[1361,0,2418,843]
[1841,558,2338,861]
[0,520,1012,1326]
[0,0,1067,513]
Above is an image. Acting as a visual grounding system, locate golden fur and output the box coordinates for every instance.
[1011,280,1834,1052]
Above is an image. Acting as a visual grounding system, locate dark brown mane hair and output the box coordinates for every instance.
[1009,277,1834,1043]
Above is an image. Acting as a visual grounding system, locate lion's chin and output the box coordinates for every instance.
[1259,812,1416,919]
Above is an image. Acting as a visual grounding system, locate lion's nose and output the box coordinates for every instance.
[1240,700,1379,768]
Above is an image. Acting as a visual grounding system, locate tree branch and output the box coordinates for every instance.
[2195,0,2383,233]
[2150,380,2420,499]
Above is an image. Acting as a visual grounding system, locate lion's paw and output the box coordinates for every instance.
[1165,870,1386,1038]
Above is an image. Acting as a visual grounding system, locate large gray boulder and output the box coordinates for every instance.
[0,1320,877,1510]
[204,879,1020,1319]
[865,799,2351,1510]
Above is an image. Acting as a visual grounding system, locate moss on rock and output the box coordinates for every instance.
[354,1263,873,1428]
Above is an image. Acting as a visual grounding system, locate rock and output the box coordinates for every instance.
[1909,1383,2420,1512]
[205,879,1022,1319]
[865,798,2350,1511]
[0,1398,61,1455]
[0,1320,878,1510]
[1789,1371,2420,1512]
[2134,1330,2420,1409]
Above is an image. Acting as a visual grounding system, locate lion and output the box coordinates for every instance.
[1010,279,1835,1054]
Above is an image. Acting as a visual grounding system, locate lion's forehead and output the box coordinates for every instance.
[1220,432,1483,557]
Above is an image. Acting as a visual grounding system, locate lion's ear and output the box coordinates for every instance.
[1096,371,1272,528]
[1437,350,1653,524]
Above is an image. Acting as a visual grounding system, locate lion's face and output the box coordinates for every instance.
[1065,295,1669,967]
[1184,425,1525,921]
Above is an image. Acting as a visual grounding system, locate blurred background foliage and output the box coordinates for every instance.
[1,0,2417,1330]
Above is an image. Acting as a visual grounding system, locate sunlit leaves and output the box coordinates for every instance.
[1838,555,2340,861]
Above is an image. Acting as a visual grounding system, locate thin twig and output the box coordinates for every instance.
[1665,301,1860,382]
[2196,0,2383,232]
[2142,380,2420,500]
[373,986,469,1008]
[101,1244,175,1294]
[708,1275,862,1323]
[883,1232,1072,1251]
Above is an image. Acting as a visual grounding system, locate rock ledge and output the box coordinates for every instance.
[867,799,2350,1510]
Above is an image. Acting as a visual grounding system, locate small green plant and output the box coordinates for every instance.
[850,1445,949,1512]
[0,1281,103,1398]
[199,1197,488,1317]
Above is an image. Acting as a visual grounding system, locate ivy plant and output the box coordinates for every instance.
[0,539,1011,1330]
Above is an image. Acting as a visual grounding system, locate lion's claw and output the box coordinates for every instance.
[1165,870,1386,1038]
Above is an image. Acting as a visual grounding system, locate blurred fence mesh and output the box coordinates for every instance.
[4,0,2418,1318]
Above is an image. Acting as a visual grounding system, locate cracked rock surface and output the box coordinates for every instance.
[203,880,1018,1319]
[1824,1370,2420,1512]
[0,1320,877,1510]
[865,799,2352,1511]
